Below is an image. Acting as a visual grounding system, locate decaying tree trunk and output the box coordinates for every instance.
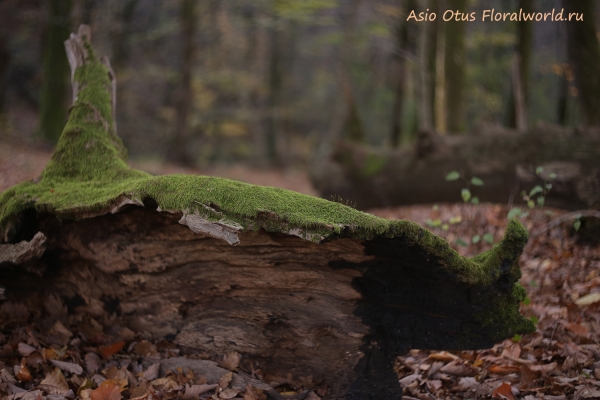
[0,26,535,399]
[310,127,600,211]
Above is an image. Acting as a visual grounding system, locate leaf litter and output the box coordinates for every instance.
[0,202,598,399]
[373,203,600,399]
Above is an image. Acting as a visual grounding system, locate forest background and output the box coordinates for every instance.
[0,0,599,172]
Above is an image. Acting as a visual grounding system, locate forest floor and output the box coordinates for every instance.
[0,140,599,400]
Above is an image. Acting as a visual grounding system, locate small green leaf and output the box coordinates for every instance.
[432,204,439,210]
[471,235,481,244]
[455,238,468,247]
[445,171,460,181]
[574,219,581,232]
[461,188,471,202]
[527,199,535,209]
[471,177,484,186]
[449,216,462,224]
[535,166,544,175]
[425,219,434,227]
[521,211,529,218]
[549,173,557,179]
[529,185,543,197]
[537,196,545,207]
[530,316,538,325]
[507,207,522,219]
[432,219,442,227]
[511,334,522,343]
[483,233,494,244]
[471,196,479,205]
[522,297,531,305]
[529,280,538,287]
[441,224,449,231]
[545,183,552,190]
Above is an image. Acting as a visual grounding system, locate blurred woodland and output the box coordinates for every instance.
[0,0,599,170]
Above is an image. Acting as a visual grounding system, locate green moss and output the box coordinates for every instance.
[0,38,533,339]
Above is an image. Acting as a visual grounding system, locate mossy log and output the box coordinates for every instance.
[0,26,534,399]
[311,128,600,211]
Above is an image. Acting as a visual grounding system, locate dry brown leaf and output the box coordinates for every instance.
[219,388,240,399]
[218,371,233,389]
[182,383,218,398]
[488,364,521,374]
[85,352,101,374]
[42,347,58,361]
[456,376,478,392]
[565,322,590,338]
[26,351,44,369]
[15,363,32,382]
[39,368,70,395]
[101,341,126,359]
[90,381,122,400]
[428,351,459,362]
[77,377,95,395]
[135,340,158,358]
[150,377,180,392]
[529,362,558,374]
[439,360,476,376]
[519,364,539,389]
[425,379,442,392]
[492,382,515,400]
[244,385,267,400]
[129,382,150,399]
[103,366,128,381]
[218,351,241,371]
[17,343,37,357]
[141,363,160,381]
[52,320,73,338]
[50,359,84,375]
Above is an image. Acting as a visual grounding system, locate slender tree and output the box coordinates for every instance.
[390,0,416,147]
[417,0,435,132]
[38,0,72,143]
[563,0,600,126]
[444,0,467,133]
[167,0,197,165]
[506,0,532,131]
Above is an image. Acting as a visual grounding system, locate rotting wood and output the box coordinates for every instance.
[310,128,600,211]
[0,231,46,265]
[0,25,535,400]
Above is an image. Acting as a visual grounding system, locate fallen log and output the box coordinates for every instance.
[0,26,534,399]
[310,128,600,211]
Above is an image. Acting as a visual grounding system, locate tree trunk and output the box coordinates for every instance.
[0,31,9,118]
[417,0,435,132]
[38,0,72,143]
[390,0,415,147]
[0,25,535,400]
[265,13,282,164]
[506,0,532,131]
[444,0,467,133]
[563,0,600,127]
[310,127,600,211]
[167,0,197,166]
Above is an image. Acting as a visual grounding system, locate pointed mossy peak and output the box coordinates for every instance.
[40,39,145,185]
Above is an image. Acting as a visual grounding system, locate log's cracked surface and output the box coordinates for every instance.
[0,25,535,399]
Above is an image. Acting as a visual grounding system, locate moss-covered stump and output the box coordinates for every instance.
[0,26,534,399]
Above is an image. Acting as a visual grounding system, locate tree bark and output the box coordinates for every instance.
[38,0,72,143]
[310,127,600,210]
[563,0,600,127]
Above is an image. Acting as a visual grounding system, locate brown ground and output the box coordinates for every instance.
[0,141,598,399]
